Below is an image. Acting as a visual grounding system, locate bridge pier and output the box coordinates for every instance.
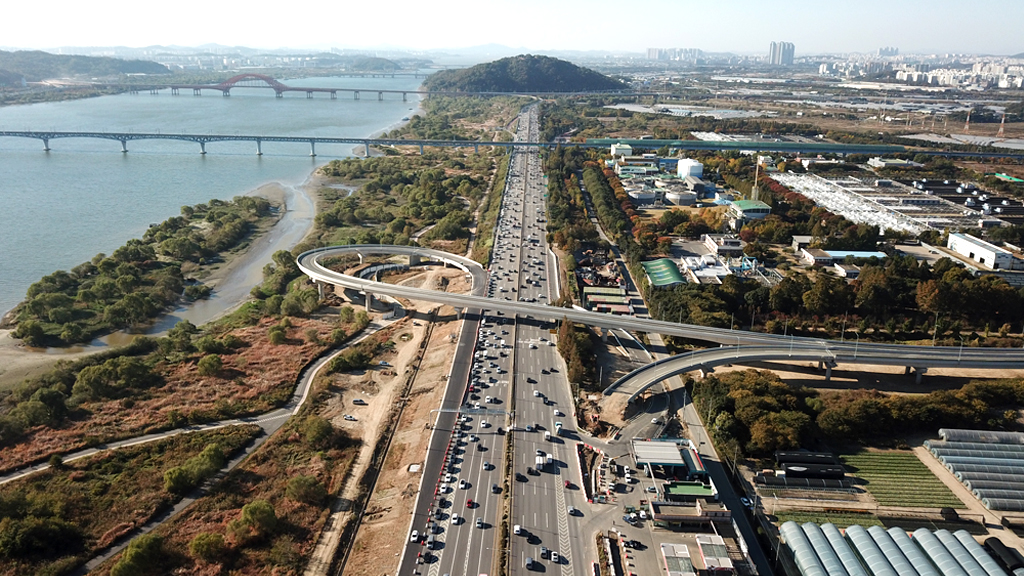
[403,92,407,102]
[309,141,316,157]
[823,361,837,382]
[354,91,360,100]
[256,139,262,156]
[474,143,479,154]
[41,138,50,152]
[120,139,128,153]
[601,327,609,342]
[306,91,313,99]
[193,89,201,96]
[364,292,375,312]
[199,142,206,155]
[409,254,421,266]
[378,92,383,101]
[171,87,179,95]
[315,281,325,300]
[150,89,159,95]
[698,367,715,379]
[913,367,927,384]
[275,91,283,99]
[222,90,230,97]
[330,91,337,100]
[364,141,370,157]
[419,144,424,154]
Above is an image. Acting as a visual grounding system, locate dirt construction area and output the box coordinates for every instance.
[314,266,470,576]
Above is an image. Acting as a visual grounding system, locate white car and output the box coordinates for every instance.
[459,479,468,489]
[410,530,419,542]
[440,483,449,493]
[553,409,561,417]
[452,513,460,525]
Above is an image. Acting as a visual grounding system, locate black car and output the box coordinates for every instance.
[526,377,536,384]
[516,472,527,482]
[527,467,539,476]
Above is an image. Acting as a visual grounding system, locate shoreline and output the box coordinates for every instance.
[0,106,424,389]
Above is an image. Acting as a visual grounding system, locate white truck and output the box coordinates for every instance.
[535,455,545,471]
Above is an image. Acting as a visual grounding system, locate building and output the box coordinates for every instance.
[791,235,814,253]
[947,232,1014,270]
[665,191,698,206]
[801,248,887,266]
[769,41,795,66]
[801,248,833,266]
[678,158,704,179]
[834,263,860,278]
[868,157,924,169]
[703,234,746,257]
[682,255,733,285]
[727,199,771,222]
[642,258,686,288]
[610,143,633,157]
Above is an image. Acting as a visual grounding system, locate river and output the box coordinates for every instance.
[0,75,424,321]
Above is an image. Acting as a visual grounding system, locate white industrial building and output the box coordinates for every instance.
[610,143,633,157]
[947,233,1014,270]
[677,158,704,179]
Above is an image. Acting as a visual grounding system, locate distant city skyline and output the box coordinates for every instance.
[4,0,1023,56]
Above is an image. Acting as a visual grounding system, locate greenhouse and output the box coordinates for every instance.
[780,523,1011,576]
[927,429,1024,510]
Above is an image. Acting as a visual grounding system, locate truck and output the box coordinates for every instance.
[555,422,563,435]
[535,455,545,470]
[544,431,551,441]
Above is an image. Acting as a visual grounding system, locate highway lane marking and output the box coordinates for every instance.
[553,466,574,576]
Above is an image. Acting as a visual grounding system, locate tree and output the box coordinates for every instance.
[241,500,277,535]
[197,354,223,377]
[13,320,45,347]
[163,466,192,495]
[338,306,355,324]
[110,534,163,576]
[286,475,327,504]
[189,532,226,564]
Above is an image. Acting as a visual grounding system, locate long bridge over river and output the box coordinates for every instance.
[102,73,665,101]
[2,130,1022,160]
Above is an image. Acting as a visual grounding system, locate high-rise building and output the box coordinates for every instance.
[768,41,795,66]
[878,46,899,57]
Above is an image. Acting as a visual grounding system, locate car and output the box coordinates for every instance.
[476,517,484,528]
[532,389,540,397]
[492,483,500,494]
[440,483,449,493]
[352,398,366,405]
[647,485,657,493]
[514,524,522,535]
[481,420,489,428]
[623,515,636,525]
[553,409,562,417]
[567,506,577,516]
[541,369,549,375]
[525,557,534,569]
[410,530,419,542]
[540,546,549,559]
[459,479,468,489]
[477,443,485,452]
[483,461,490,470]
[651,418,662,425]
[740,497,753,508]
[536,449,544,456]
[469,434,478,442]
[343,414,356,421]
[551,551,560,563]
[564,480,571,488]
[525,424,534,432]
[527,467,538,475]
[452,513,460,525]
[444,473,453,483]
[467,498,474,507]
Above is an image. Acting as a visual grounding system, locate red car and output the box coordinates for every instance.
[467,499,474,508]
[564,480,572,488]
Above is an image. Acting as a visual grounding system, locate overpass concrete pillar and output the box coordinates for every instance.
[256,139,262,156]
[41,138,50,152]
[309,141,316,157]
[601,327,609,342]
[315,281,325,300]
[699,367,715,379]
[120,139,128,153]
[357,253,363,264]
[199,142,207,155]
[419,144,424,154]
[410,254,421,266]
[914,367,927,385]
[904,366,912,375]
[364,141,371,157]
[474,143,479,154]
[364,293,374,312]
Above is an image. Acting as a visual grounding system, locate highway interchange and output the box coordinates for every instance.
[293,112,1024,576]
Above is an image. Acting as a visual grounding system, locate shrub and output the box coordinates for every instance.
[301,416,335,448]
[286,475,327,505]
[197,354,223,377]
[189,532,226,564]
[241,500,277,535]
[110,533,163,576]
[268,326,286,345]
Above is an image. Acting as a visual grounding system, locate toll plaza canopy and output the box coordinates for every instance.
[633,439,688,467]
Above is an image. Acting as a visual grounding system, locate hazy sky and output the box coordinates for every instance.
[5,0,1022,55]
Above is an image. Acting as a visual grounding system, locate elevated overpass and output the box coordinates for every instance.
[297,245,1024,398]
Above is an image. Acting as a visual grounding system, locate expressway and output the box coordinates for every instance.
[297,247,1024,397]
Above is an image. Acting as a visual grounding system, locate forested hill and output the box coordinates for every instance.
[0,50,170,82]
[422,54,625,92]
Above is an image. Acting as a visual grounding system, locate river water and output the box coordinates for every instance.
[0,75,424,319]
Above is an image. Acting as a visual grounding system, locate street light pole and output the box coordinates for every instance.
[855,331,860,359]
[959,334,965,363]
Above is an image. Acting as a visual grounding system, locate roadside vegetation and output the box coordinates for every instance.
[0,424,259,576]
[93,413,359,575]
[691,369,1024,461]
[9,196,275,347]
